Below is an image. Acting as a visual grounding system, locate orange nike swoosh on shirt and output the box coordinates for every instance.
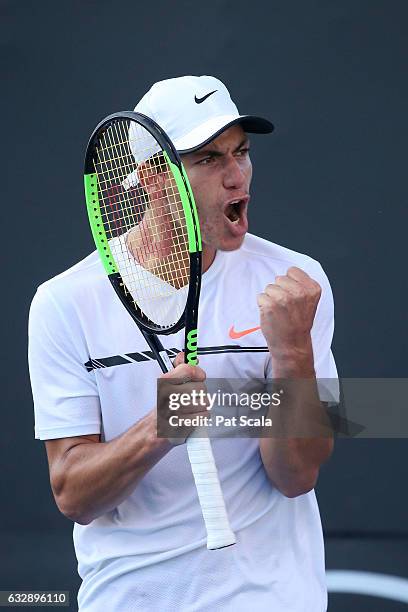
[228,325,261,339]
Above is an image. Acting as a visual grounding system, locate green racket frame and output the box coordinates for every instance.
[84,112,202,368]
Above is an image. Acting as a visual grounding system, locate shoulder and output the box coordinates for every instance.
[237,233,329,284]
[33,250,104,298]
[29,250,106,320]
[37,250,103,294]
[233,234,335,321]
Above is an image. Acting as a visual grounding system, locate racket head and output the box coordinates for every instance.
[84,112,201,362]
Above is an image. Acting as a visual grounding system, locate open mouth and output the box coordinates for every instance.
[225,200,244,223]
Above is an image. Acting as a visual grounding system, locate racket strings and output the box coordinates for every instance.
[93,119,191,327]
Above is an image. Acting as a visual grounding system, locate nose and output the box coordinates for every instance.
[222,155,246,190]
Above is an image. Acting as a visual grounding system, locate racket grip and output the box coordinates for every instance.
[186,437,236,550]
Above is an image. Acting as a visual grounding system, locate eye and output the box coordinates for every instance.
[197,156,214,165]
[236,147,250,157]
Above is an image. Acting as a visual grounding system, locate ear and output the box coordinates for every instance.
[138,160,166,195]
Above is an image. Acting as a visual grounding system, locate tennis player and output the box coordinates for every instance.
[29,75,338,611]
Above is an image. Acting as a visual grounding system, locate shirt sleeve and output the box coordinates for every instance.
[28,285,101,440]
[265,262,339,404]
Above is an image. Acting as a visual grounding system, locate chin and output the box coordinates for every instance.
[218,235,246,252]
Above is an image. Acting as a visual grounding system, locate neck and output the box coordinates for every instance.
[201,245,217,273]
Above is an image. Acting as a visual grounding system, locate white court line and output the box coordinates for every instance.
[327,570,408,603]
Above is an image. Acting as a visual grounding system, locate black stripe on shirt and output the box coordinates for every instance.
[84,345,269,372]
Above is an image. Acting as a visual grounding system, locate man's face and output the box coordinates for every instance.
[181,125,252,259]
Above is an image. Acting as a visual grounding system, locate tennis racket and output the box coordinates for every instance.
[84,111,236,550]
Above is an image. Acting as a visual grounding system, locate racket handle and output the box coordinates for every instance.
[186,436,236,550]
[142,332,235,548]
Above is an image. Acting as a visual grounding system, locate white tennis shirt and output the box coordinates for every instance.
[29,233,338,611]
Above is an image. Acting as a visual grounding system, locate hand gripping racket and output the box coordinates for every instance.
[84,112,236,549]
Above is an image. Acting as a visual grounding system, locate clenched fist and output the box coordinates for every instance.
[257,267,321,363]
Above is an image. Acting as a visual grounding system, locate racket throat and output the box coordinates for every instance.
[158,350,173,371]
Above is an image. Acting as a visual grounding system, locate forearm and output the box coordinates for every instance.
[55,412,172,524]
[260,346,333,497]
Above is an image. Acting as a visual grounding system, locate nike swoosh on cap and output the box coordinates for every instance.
[228,325,261,340]
[194,90,218,104]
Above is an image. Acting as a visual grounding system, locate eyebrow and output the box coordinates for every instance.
[191,137,250,158]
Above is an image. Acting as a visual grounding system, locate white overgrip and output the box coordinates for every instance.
[186,437,236,550]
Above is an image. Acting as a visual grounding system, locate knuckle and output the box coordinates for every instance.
[272,294,285,307]
[308,283,321,299]
[195,367,206,381]
[173,364,193,378]
[184,364,197,378]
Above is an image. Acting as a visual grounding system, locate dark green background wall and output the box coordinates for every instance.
[2,1,407,609]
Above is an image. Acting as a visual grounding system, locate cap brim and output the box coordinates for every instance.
[122,114,274,190]
[177,115,274,154]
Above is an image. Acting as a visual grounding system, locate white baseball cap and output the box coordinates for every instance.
[136,74,272,149]
[124,75,273,188]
